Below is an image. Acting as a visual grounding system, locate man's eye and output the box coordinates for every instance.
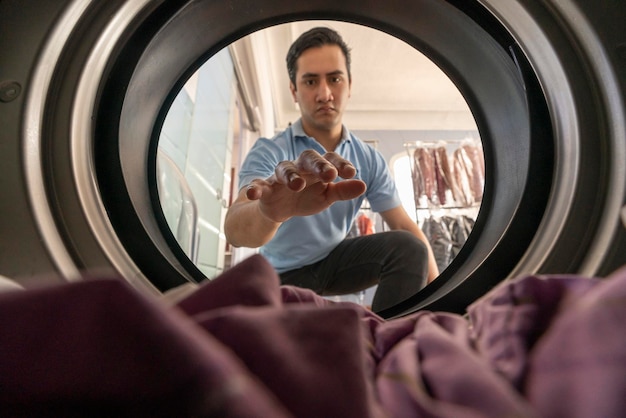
[330,76,342,84]
[304,79,316,86]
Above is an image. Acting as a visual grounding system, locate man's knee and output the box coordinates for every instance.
[387,230,428,259]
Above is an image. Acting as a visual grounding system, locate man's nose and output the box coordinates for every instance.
[316,80,333,102]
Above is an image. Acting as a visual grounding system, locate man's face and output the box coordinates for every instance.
[289,44,351,136]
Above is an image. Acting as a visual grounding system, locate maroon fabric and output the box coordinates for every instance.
[194,305,380,418]
[177,252,282,315]
[1,253,626,417]
[177,255,381,418]
[0,269,289,417]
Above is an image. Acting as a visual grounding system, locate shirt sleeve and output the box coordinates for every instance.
[238,138,287,190]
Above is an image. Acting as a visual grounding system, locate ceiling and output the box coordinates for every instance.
[231,20,477,135]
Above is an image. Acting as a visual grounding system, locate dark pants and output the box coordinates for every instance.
[279,230,429,312]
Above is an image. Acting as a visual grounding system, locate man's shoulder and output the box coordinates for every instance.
[243,128,295,167]
[252,124,296,149]
[251,126,292,148]
[270,124,296,144]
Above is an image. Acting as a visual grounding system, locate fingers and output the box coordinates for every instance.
[270,150,358,193]
[274,161,306,191]
[289,149,357,180]
[294,150,338,183]
[244,181,264,200]
[323,152,357,179]
[274,150,335,190]
[326,179,367,202]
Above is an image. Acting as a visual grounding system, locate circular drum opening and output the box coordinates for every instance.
[154,21,490,306]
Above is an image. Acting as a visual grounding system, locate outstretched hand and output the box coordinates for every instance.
[244,149,366,222]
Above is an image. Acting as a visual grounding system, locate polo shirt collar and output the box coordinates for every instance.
[291,118,352,144]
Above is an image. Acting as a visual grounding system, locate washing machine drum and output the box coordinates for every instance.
[1,0,625,316]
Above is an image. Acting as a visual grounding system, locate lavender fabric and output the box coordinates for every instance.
[525,266,626,417]
[1,254,626,417]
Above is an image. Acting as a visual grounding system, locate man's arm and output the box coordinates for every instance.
[379,206,440,283]
[225,150,366,248]
[224,188,282,248]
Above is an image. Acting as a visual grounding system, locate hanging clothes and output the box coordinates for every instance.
[446,214,476,258]
[422,216,453,272]
[412,146,436,206]
[406,139,484,272]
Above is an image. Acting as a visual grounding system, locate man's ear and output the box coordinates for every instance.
[289,82,297,102]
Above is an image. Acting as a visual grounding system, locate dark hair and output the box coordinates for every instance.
[286,26,352,87]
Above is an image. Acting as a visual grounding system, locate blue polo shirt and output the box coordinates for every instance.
[238,119,401,273]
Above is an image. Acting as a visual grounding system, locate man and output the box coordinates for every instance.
[225,27,438,312]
